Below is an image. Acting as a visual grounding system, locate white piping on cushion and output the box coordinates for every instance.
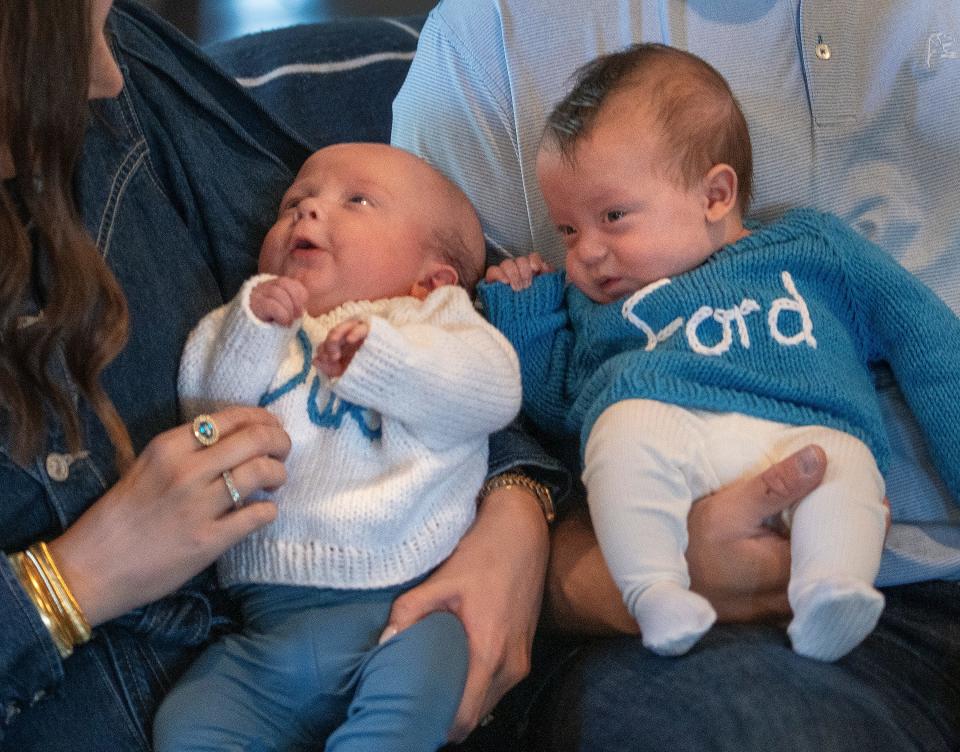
[380,17,421,39]
[236,50,415,88]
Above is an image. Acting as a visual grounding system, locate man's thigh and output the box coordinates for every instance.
[526,580,960,752]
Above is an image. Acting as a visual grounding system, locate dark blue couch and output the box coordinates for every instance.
[207,16,426,149]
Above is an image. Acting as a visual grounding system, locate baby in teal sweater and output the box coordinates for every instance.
[479,44,960,660]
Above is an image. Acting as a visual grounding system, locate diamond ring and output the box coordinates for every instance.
[222,470,242,510]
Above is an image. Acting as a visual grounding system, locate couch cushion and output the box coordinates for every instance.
[206,17,425,148]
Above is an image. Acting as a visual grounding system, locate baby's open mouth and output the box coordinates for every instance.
[291,237,319,252]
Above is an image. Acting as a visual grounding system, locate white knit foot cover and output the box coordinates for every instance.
[635,581,717,656]
[788,577,884,662]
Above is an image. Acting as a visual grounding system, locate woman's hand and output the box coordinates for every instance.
[48,406,289,626]
[545,445,829,634]
[379,485,549,743]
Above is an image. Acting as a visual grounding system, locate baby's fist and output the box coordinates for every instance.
[315,318,370,378]
[249,277,308,326]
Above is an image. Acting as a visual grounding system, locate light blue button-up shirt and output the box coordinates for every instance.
[392,0,960,585]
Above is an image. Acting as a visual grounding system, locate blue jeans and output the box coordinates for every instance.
[459,580,960,752]
[154,583,468,752]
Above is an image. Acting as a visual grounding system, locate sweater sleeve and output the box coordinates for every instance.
[329,286,522,448]
[177,274,300,416]
[840,218,960,503]
[479,272,578,433]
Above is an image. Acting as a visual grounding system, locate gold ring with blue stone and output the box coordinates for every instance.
[192,414,220,447]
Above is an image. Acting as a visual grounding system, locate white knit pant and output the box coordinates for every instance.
[583,399,887,659]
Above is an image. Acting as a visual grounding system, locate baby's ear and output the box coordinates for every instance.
[702,163,739,223]
[410,263,459,300]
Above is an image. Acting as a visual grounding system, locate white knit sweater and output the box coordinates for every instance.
[178,275,522,589]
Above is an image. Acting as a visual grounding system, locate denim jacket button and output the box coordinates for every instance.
[45,453,71,482]
[30,689,46,705]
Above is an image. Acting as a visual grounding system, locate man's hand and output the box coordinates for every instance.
[484,252,553,290]
[686,445,828,622]
[545,445,830,634]
[314,318,370,377]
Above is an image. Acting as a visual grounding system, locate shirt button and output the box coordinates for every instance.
[45,453,71,482]
[815,42,831,60]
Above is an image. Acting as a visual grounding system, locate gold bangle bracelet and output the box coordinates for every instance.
[7,542,91,659]
[30,543,91,646]
[9,551,74,658]
[478,472,556,524]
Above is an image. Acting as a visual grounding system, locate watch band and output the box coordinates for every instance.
[478,472,556,524]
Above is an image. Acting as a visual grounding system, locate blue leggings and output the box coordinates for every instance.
[153,583,468,752]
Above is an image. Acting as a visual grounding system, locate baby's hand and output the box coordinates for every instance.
[249,277,308,326]
[315,318,370,378]
[484,253,553,291]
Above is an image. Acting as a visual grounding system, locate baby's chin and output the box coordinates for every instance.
[304,295,347,318]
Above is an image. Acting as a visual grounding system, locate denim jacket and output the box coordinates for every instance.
[0,2,566,737]
[0,0,309,729]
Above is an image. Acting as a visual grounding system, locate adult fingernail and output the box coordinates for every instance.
[797,446,822,477]
[378,625,397,645]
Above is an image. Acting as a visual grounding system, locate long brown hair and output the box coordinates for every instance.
[0,0,133,470]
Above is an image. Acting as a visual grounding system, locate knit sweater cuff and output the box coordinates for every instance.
[329,295,521,441]
[221,273,302,364]
[329,315,406,409]
[178,274,303,411]
[478,272,566,331]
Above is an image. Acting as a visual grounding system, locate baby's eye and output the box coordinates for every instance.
[348,195,372,206]
[605,210,625,223]
[280,198,300,214]
[557,224,576,236]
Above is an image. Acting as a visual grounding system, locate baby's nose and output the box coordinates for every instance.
[294,197,323,222]
[573,236,607,265]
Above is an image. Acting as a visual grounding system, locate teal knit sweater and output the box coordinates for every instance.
[479,209,960,499]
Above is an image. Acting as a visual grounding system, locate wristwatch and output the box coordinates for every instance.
[478,472,556,524]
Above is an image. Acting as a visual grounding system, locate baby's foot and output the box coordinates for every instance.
[635,581,716,656]
[788,577,884,662]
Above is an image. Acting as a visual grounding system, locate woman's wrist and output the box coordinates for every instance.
[473,481,551,565]
[7,542,92,658]
[45,516,129,628]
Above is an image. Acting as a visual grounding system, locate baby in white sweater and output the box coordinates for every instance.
[156,143,521,752]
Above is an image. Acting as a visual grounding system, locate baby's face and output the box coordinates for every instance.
[259,143,439,316]
[537,110,718,304]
